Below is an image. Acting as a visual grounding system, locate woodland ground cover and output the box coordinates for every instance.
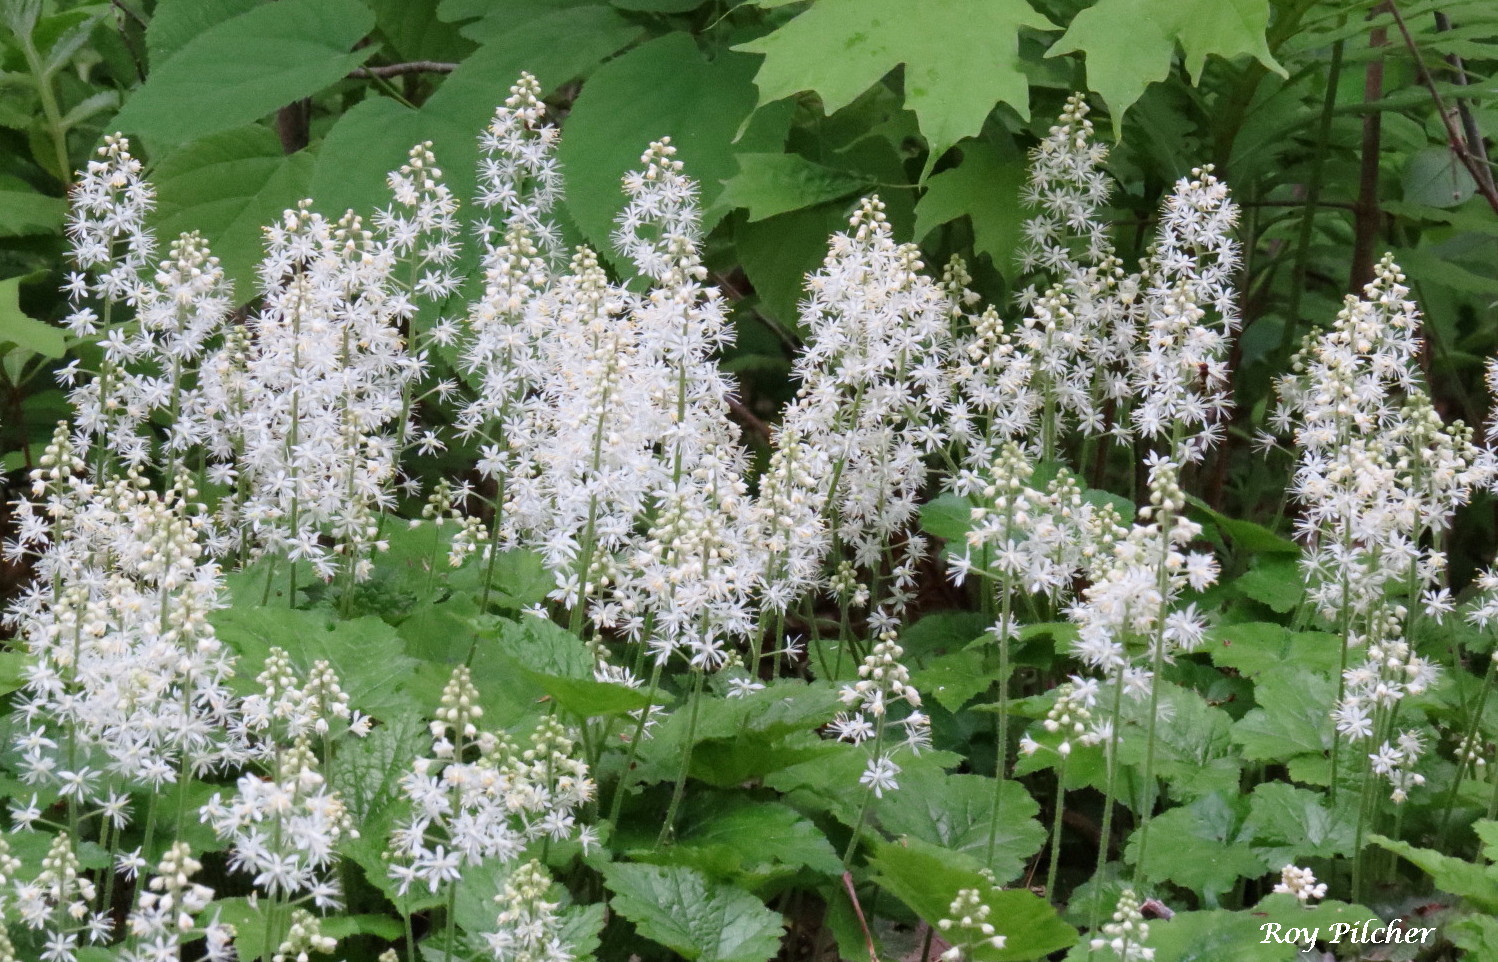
[2,1,1498,961]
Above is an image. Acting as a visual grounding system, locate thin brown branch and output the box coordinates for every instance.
[840,872,879,962]
[726,395,772,447]
[1387,1,1498,216]
[349,61,457,79]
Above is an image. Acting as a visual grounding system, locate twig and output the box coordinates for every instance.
[727,395,772,447]
[349,61,457,79]
[841,871,879,962]
[1387,1,1498,216]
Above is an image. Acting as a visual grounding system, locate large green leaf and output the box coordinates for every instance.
[363,0,474,63]
[310,5,639,226]
[211,607,420,718]
[113,0,375,147]
[1232,669,1336,763]
[560,33,789,259]
[0,648,32,696]
[1123,794,1266,903]
[735,0,1054,178]
[626,795,843,883]
[875,773,1045,885]
[1083,894,1381,962]
[0,275,67,358]
[712,153,873,222]
[1047,0,1283,136]
[603,863,785,962]
[1373,834,1498,912]
[914,138,1026,277]
[1243,783,1355,867]
[869,838,1077,961]
[150,125,315,299]
[145,0,262,70]
[1206,623,1342,680]
[0,182,66,237]
[330,711,427,821]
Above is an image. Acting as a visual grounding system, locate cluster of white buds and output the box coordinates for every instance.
[118,842,233,962]
[948,304,1040,463]
[937,886,1007,961]
[1021,677,1105,758]
[1089,889,1155,961]
[754,425,831,615]
[11,832,108,955]
[271,909,338,962]
[830,624,930,798]
[482,859,573,962]
[1273,864,1328,903]
[240,647,362,741]
[390,680,595,897]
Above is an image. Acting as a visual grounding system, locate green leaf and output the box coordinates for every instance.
[311,5,639,228]
[512,665,658,718]
[901,609,991,659]
[1120,894,1380,962]
[1403,146,1478,208]
[1187,496,1298,555]
[603,863,785,962]
[211,607,420,718]
[0,183,66,237]
[1123,794,1266,902]
[1205,623,1341,679]
[363,0,475,63]
[1373,834,1498,912]
[318,915,406,942]
[1243,783,1355,865]
[146,0,262,70]
[0,648,29,695]
[1232,669,1336,763]
[1114,683,1240,800]
[713,153,873,222]
[914,138,1026,277]
[331,712,427,821]
[1449,913,1498,958]
[876,773,1045,885]
[113,0,375,147]
[1047,0,1283,136]
[1233,556,1303,614]
[0,275,66,358]
[920,492,974,541]
[628,795,843,882]
[150,125,316,299]
[869,838,1077,961]
[735,200,851,327]
[912,647,994,711]
[735,0,1055,178]
[559,33,789,258]
[211,898,270,961]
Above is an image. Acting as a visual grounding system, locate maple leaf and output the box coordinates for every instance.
[1048,0,1284,136]
[735,0,1054,179]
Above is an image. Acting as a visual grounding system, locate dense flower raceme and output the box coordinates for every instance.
[10,80,1498,962]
